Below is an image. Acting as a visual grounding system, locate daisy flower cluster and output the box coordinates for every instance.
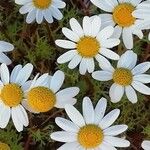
[0,0,150,149]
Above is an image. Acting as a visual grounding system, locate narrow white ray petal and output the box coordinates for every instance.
[104,136,130,147]
[26,9,36,24]
[0,53,12,65]
[0,41,14,52]
[99,109,120,129]
[50,131,77,142]
[79,58,88,75]
[65,105,85,127]
[50,70,65,93]
[86,58,95,73]
[125,85,137,103]
[55,40,76,49]
[132,62,150,75]
[50,6,63,20]
[92,71,113,81]
[0,63,9,84]
[109,83,124,103]
[58,142,80,150]
[117,50,137,69]
[94,97,107,124]
[111,26,122,38]
[133,74,150,83]
[104,125,128,136]
[100,48,120,60]
[70,18,84,37]
[98,141,117,150]
[83,16,92,36]
[95,54,114,72]
[15,63,33,85]
[142,140,150,150]
[132,81,150,95]
[83,97,95,124]
[36,10,43,24]
[57,50,78,64]
[62,27,79,42]
[55,117,79,132]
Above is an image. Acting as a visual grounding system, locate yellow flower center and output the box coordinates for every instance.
[27,86,56,112]
[113,3,135,27]
[1,84,23,107]
[0,142,10,150]
[76,36,100,58]
[77,124,104,148]
[33,0,52,9]
[113,68,133,86]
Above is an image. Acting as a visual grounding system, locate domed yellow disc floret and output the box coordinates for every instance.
[27,86,56,112]
[78,124,104,148]
[33,0,52,9]
[113,68,133,86]
[77,36,100,58]
[113,3,135,27]
[0,142,10,150]
[1,83,23,107]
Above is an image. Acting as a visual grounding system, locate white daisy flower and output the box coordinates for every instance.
[15,0,66,24]
[92,50,150,103]
[0,63,33,132]
[56,16,120,75]
[0,41,14,65]
[22,70,80,113]
[51,97,130,149]
[90,0,145,49]
[142,140,150,150]
[132,0,150,40]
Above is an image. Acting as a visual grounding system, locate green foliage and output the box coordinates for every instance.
[0,123,23,150]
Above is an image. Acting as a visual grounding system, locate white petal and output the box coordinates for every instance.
[122,28,133,49]
[132,81,150,95]
[43,9,53,23]
[125,85,138,103]
[58,142,80,150]
[55,40,76,49]
[109,83,124,103]
[36,10,44,24]
[94,97,107,124]
[92,71,113,81]
[62,27,79,42]
[104,136,130,147]
[104,125,128,136]
[15,0,31,5]
[0,63,9,84]
[100,48,120,60]
[130,0,142,6]
[12,108,23,132]
[0,41,14,52]
[83,16,92,36]
[111,25,122,38]
[95,54,114,72]
[91,16,101,37]
[99,141,117,150]
[0,102,10,128]
[13,105,29,127]
[79,58,88,75]
[99,109,120,129]
[142,140,150,150]
[68,54,82,69]
[69,18,84,37]
[52,0,66,8]
[19,2,33,14]
[56,87,79,99]
[26,9,36,24]
[50,131,77,142]
[100,38,120,48]
[50,70,64,93]
[86,58,95,73]
[15,63,33,85]
[10,65,22,83]
[65,105,85,127]
[57,50,78,64]
[0,53,12,65]
[117,50,137,69]
[97,26,114,41]
[133,74,150,83]
[132,62,150,75]
[55,117,79,132]
[50,6,63,20]
[82,97,94,124]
